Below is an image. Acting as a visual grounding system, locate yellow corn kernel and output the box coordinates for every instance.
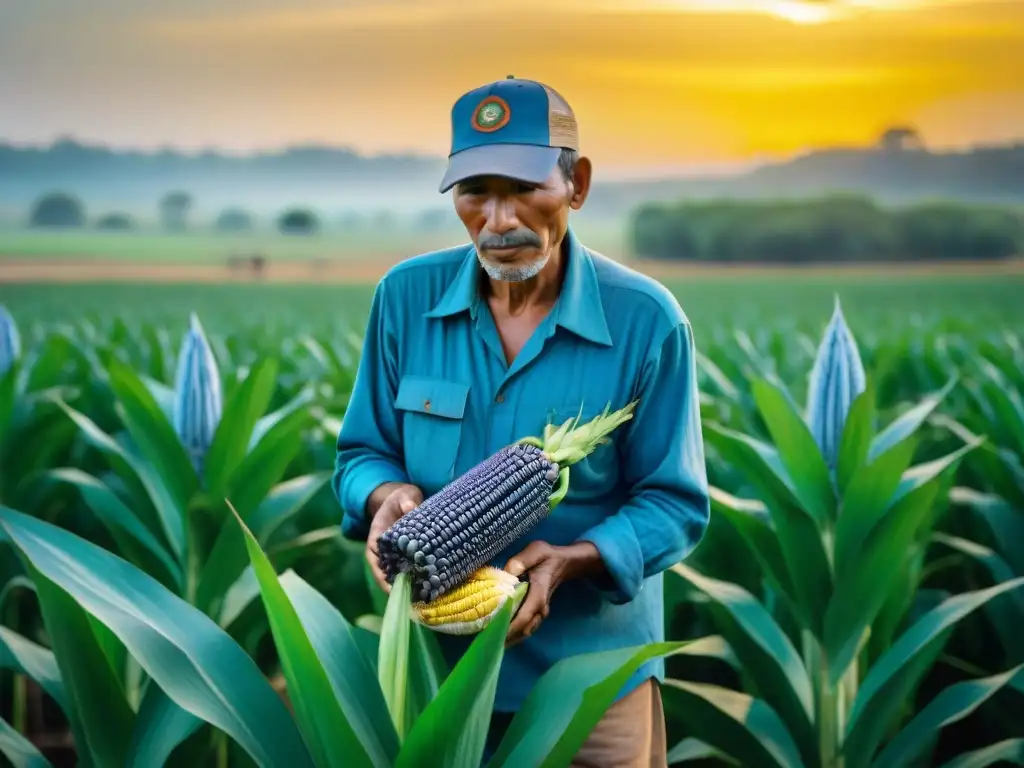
[410,566,520,635]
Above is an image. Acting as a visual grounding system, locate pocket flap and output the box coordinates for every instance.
[396,375,470,420]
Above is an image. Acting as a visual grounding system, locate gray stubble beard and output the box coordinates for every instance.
[476,251,550,283]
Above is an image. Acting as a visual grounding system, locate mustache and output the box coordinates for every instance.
[477,229,542,250]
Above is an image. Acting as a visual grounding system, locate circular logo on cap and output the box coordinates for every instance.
[472,96,511,132]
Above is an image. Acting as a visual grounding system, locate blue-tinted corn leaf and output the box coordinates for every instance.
[0,717,54,768]
[0,626,67,714]
[873,664,1024,768]
[125,683,203,768]
[667,738,738,765]
[0,505,310,768]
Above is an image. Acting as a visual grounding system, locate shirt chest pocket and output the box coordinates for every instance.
[395,375,470,496]
[546,402,624,502]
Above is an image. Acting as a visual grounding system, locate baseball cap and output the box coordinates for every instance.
[438,76,580,193]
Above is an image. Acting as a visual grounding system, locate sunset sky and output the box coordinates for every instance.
[4,0,1022,176]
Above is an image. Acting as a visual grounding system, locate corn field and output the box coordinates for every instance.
[1,296,1023,768]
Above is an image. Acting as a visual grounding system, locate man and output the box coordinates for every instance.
[333,76,710,766]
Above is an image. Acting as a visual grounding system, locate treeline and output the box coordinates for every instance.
[629,195,1024,262]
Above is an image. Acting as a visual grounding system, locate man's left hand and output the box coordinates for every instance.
[503,540,604,647]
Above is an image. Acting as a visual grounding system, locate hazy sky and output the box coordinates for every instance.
[3,0,1022,175]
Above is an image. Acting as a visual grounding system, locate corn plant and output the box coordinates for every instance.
[0,503,697,768]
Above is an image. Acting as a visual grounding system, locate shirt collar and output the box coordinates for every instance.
[423,226,612,347]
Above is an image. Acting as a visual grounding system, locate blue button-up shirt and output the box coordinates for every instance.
[333,226,710,712]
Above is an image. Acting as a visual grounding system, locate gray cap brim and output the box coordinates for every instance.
[439,144,561,193]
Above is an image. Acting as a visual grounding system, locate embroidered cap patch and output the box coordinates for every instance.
[472,96,510,132]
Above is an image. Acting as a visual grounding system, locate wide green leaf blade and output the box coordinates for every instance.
[106,355,197,517]
[0,505,311,768]
[825,459,955,686]
[378,572,414,741]
[0,717,55,768]
[708,487,798,608]
[667,738,739,765]
[125,683,203,768]
[204,357,278,497]
[660,679,803,768]
[44,467,183,590]
[279,570,400,768]
[836,384,876,497]
[670,564,815,763]
[53,397,184,559]
[487,641,696,768]
[751,378,836,525]
[938,739,1024,768]
[230,501,370,768]
[704,423,832,637]
[845,577,1024,762]
[868,377,956,461]
[396,584,524,768]
[223,406,310,517]
[0,625,67,714]
[196,470,328,616]
[872,664,1024,768]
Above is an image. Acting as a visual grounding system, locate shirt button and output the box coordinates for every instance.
[423,399,431,412]
[495,393,505,404]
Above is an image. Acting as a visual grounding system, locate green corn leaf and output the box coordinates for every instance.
[125,683,203,768]
[487,641,698,768]
[951,487,1024,575]
[20,559,135,767]
[196,470,328,616]
[396,585,524,768]
[937,739,1024,768]
[0,505,310,768]
[106,355,197,519]
[52,398,184,559]
[751,378,836,525]
[669,564,815,764]
[248,384,316,451]
[140,373,175,422]
[868,377,957,461]
[667,738,739,764]
[229,500,372,768]
[279,570,400,768]
[825,458,956,686]
[845,577,1024,765]
[704,422,832,638]
[0,626,67,731]
[204,357,279,496]
[872,663,1024,768]
[707,487,799,628]
[42,467,183,591]
[378,572,414,741]
[660,679,804,768]
[836,383,876,497]
[406,622,448,727]
[0,716,55,768]
[833,433,919,578]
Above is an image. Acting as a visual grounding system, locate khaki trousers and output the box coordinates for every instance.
[569,679,668,768]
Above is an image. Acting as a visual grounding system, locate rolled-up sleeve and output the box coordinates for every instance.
[333,277,409,540]
[576,319,710,604]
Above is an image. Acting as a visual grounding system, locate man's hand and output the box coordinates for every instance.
[503,540,604,648]
[366,482,423,594]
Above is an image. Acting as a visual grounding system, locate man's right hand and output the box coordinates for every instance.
[366,482,424,595]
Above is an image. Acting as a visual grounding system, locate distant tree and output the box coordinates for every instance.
[96,212,135,231]
[878,125,924,152]
[278,208,319,236]
[160,191,192,231]
[215,208,254,233]
[28,192,85,228]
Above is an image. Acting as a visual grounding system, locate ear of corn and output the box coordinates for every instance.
[410,566,521,635]
[172,312,223,477]
[378,400,637,607]
[805,295,865,473]
[0,305,20,377]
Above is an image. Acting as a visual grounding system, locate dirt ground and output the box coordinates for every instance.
[1,255,1023,284]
